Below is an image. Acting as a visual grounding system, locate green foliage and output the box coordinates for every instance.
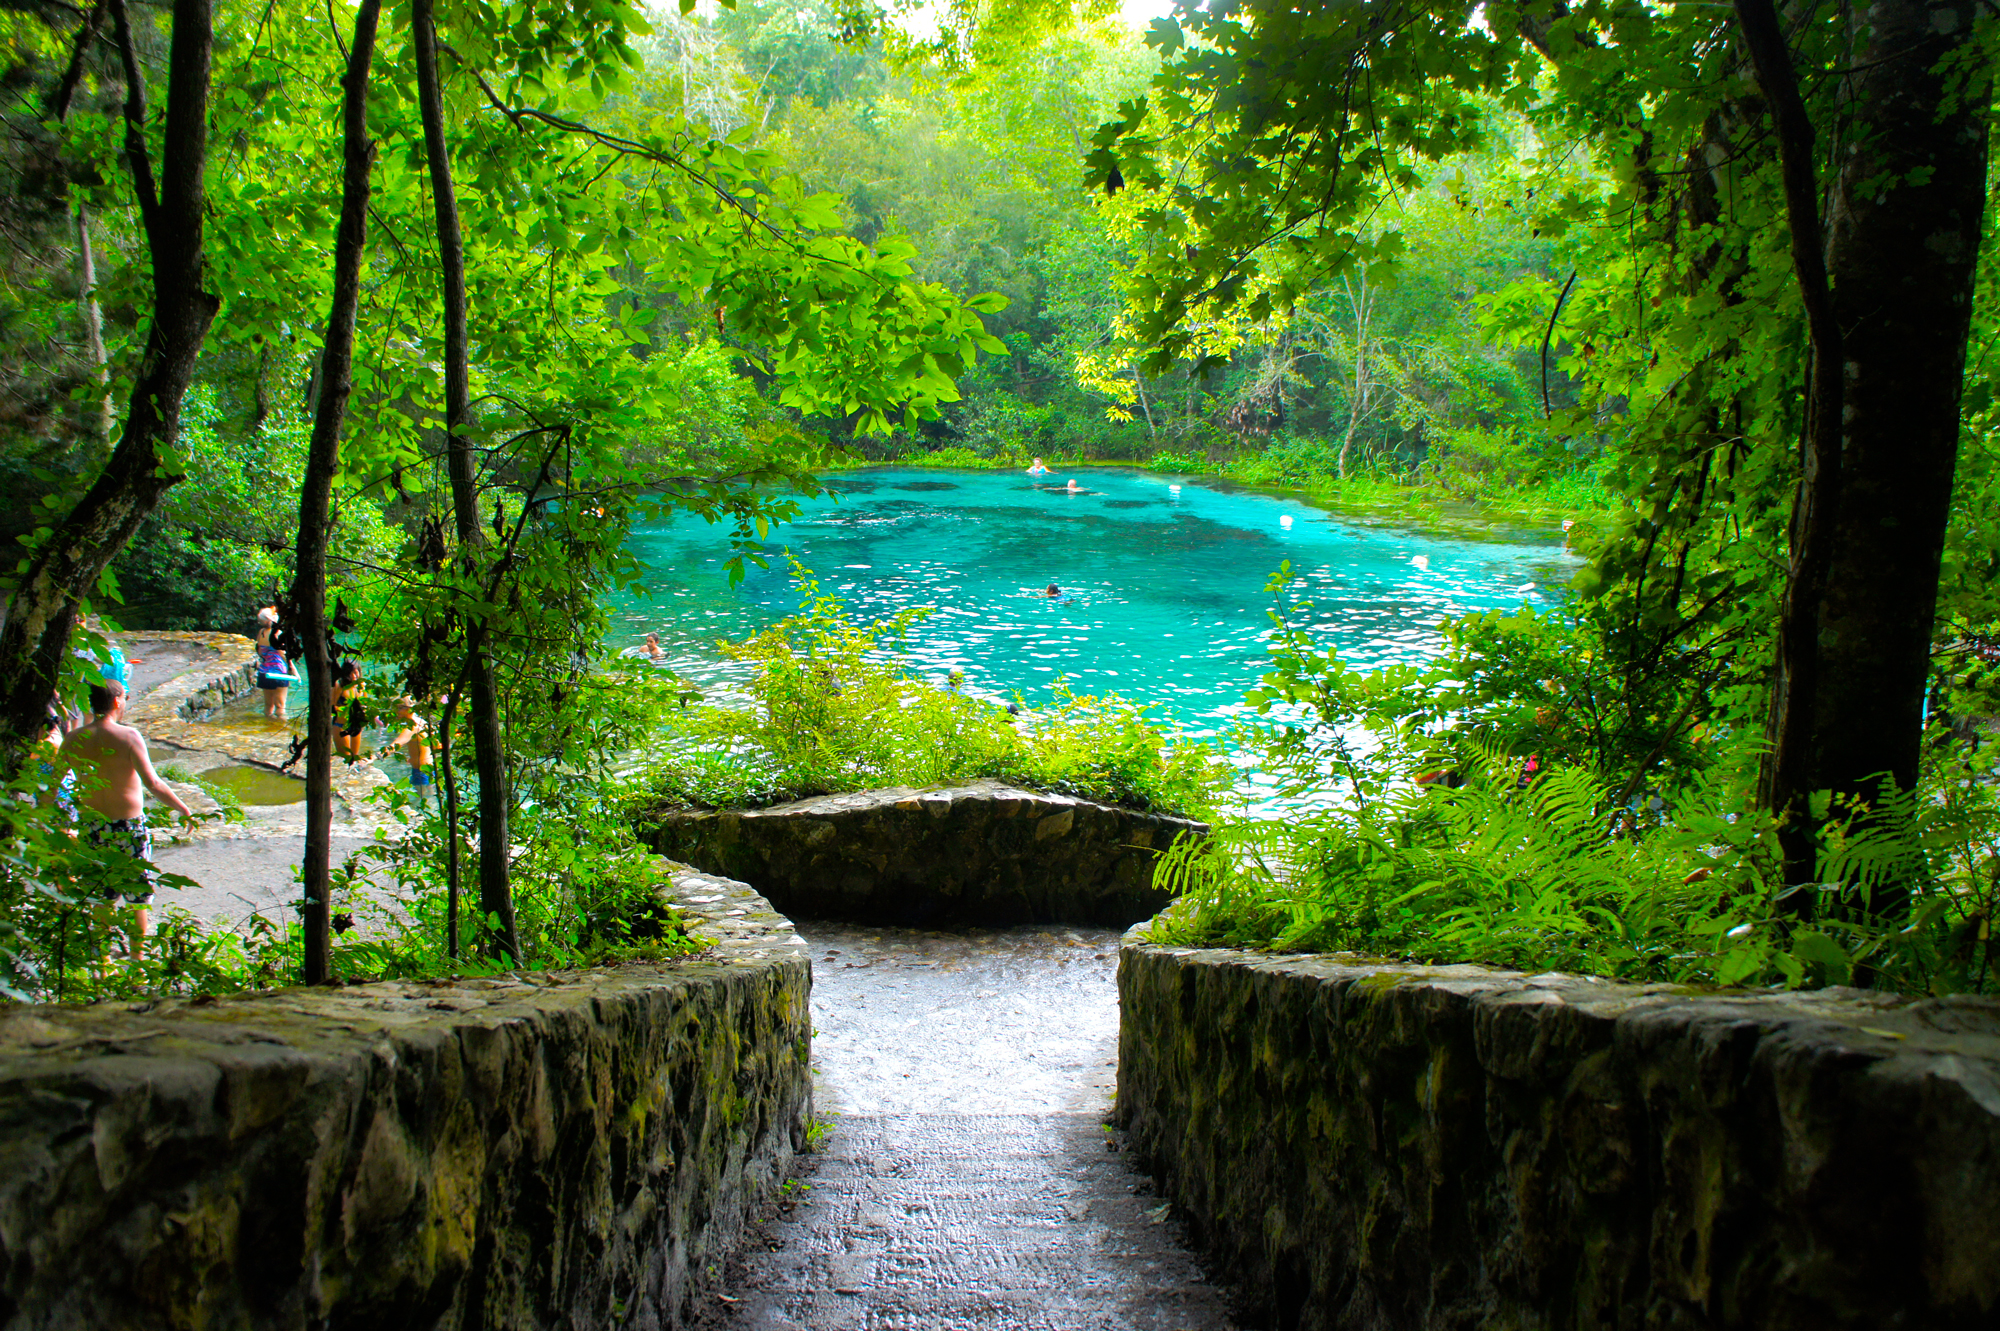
[1150,738,2000,995]
[638,570,1223,818]
[1156,565,2000,995]
[329,791,709,982]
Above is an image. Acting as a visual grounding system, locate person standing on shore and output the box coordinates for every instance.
[55,680,193,960]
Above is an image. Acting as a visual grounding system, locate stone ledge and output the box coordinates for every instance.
[635,779,1208,927]
[0,864,810,1330]
[1116,934,2000,1331]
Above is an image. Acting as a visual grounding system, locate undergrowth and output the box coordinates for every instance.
[633,571,1224,820]
[1147,568,2000,995]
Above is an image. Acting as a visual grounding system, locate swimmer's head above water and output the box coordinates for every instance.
[1045,583,1061,598]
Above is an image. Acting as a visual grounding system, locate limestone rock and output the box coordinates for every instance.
[1116,938,2000,1331]
[634,780,1207,927]
[0,867,810,1330]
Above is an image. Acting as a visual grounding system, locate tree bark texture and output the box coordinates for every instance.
[0,0,216,757]
[1336,270,1373,481]
[1747,0,1990,902]
[413,0,521,963]
[294,0,383,986]
[1812,0,1989,822]
[1734,0,1844,893]
[48,1,116,453]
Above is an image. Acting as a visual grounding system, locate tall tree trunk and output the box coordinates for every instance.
[1807,0,1989,913]
[72,208,114,450]
[0,0,216,758]
[1735,0,1843,896]
[413,0,520,963]
[1132,364,1158,447]
[1744,0,1991,910]
[1336,271,1372,480]
[293,0,383,986]
[47,1,116,454]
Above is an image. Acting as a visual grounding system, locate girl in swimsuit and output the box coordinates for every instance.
[333,661,367,760]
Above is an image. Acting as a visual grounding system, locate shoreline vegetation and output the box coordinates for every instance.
[819,445,1614,541]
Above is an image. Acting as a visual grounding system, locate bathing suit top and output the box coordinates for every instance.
[257,644,289,675]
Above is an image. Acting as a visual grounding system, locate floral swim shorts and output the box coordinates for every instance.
[83,816,157,904]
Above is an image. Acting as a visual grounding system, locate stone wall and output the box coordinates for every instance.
[635,780,1207,927]
[0,866,810,1331]
[1117,936,2000,1331]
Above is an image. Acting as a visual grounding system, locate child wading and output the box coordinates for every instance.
[389,698,432,798]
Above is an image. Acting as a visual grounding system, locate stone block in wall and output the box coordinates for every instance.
[1116,937,2000,1331]
[0,866,810,1331]
[635,779,1207,927]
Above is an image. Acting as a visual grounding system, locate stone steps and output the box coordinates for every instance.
[713,1113,1237,1331]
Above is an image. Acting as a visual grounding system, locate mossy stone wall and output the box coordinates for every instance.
[0,866,809,1331]
[636,780,1206,926]
[1117,936,2000,1331]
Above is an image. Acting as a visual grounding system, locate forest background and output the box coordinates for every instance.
[2,0,1997,999]
[0,0,1584,634]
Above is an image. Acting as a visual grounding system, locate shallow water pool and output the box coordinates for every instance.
[611,467,1570,746]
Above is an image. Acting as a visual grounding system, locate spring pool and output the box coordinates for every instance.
[610,467,1571,745]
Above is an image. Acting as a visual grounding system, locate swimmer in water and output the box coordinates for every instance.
[643,632,664,662]
[1045,583,1062,598]
[1026,457,1050,478]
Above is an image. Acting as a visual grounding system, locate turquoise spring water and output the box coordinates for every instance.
[610,467,1572,749]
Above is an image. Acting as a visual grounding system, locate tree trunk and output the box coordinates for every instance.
[1132,364,1158,448]
[72,208,114,450]
[1807,0,1990,911]
[1734,0,1844,895]
[1336,271,1372,480]
[48,1,116,454]
[413,0,520,963]
[1745,0,1991,910]
[0,0,216,759]
[293,0,383,986]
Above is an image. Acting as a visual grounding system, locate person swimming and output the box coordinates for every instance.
[643,632,663,661]
[1026,457,1050,478]
[1045,583,1062,598]
[1066,479,1081,492]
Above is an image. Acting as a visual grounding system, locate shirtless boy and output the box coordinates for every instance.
[389,698,433,798]
[56,680,193,958]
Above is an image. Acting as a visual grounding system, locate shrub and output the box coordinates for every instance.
[635,572,1224,819]
[1154,566,2000,994]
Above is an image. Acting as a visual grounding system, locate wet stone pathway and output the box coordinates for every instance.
[699,923,1239,1331]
